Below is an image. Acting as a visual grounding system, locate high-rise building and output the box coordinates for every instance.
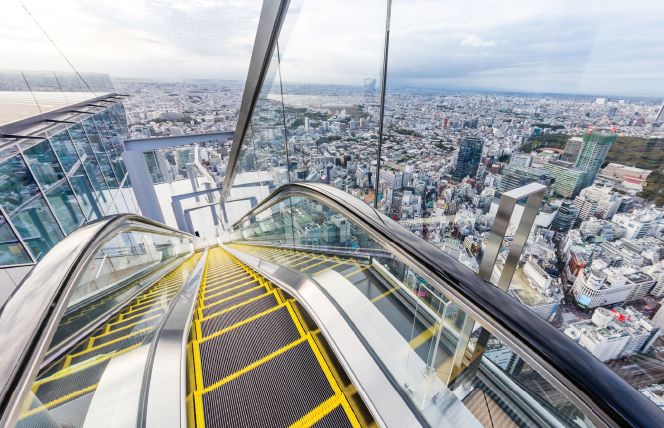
[561,137,584,164]
[573,195,599,226]
[509,152,533,168]
[541,160,586,198]
[497,165,553,195]
[574,131,617,190]
[453,136,484,182]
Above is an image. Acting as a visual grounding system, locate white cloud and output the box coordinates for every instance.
[460,35,496,47]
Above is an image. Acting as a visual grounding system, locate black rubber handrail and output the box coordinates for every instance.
[0,214,196,428]
[229,182,663,428]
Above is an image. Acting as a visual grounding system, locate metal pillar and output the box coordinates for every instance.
[121,150,165,223]
[478,183,546,291]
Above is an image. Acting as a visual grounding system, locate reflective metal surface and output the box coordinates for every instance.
[143,247,208,428]
[223,245,424,428]
[0,214,196,428]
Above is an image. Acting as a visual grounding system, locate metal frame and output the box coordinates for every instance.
[0,204,36,265]
[142,246,208,427]
[373,0,392,209]
[0,214,197,428]
[478,183,547,291]
[220,0,292,204]
[225,182,662,428]
[121,131,233,224]
[170,188,223,233]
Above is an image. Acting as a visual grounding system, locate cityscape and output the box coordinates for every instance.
[119,77,664,406]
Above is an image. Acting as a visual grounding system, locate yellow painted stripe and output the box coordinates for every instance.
[199,336,307,394]
[310,261,351,275]
[288,395,341,428]
[204,275,257,295]
[19,384,99,419]
[409,324,437,349]
[198,303,285,342]
[198,285,266,311]
[300,258,337,272]
[344,265,370,278]
[371,286,398,303]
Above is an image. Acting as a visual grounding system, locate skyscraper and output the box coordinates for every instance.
[655,103,664,123]
[561,137,584,164]
[454,136,484,182]
[574,131,617,189]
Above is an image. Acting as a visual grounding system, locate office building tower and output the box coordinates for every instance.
[541,160,586,198]
[574,131,617,190]
[561,137,584,164]
[573,195,599,226]
[497,165,553,195]
[551,201,580,232]
[453,136,484,182]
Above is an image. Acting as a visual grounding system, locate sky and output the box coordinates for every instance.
[1,0,663,98]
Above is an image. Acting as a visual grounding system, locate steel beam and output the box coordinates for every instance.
[121,150,165,223]
[123,131,233,152]
[478,183,546,291]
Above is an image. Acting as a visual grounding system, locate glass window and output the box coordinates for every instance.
[0,210,32,265]
[48,129,103,220]
[81,118,119,189]
[68,123,114,214]
[20,139,86,234]
[93,113,126,181]
[0,150,64,260]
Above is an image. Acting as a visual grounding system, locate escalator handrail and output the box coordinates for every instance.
[0,214,195,428]
[227,182,663,428]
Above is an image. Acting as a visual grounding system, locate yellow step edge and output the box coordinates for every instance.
[62,341,142,369]
[198,285,267,312]
[99,313,162,337]
[204,274,257,294]
[205,267,244,278]
[198,336,309,395]
[117,304,167,321]
[202,277,260,301]
[288,395,341,428]
[202,271,252,289]
[196,290,279,332]
[132,290,178,307]
[196,303,286,343]
[300,258,337,272]
[19,384,99,420]
[66,327,152,365]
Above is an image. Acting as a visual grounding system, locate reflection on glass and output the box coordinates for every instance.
[18,228,203,427]
[93,113,125,183]
[48,128,103,220]
[0,151,64,260]
[82,117,119,189]
[226,194,597,427]
[20,139,86,233]
[0,211,32,265]
[68,123,114,213]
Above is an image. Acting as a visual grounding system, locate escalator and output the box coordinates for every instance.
[0,185,661,428]
[188,247,361,428]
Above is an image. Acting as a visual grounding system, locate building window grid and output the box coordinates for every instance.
[46,127,105,221]
[0,102,135,264]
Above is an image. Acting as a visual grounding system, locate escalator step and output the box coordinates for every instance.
[310,405,356,428]
[198,305,301,388]
[204,273,252,290]
[108,307,165,331]
[33,359,110,408]
[202,280,260,306]
[200,292,279,338]
[92,316,161,347]
[200,340,335,428]
[68,330,150,366]
[201,286,268,318]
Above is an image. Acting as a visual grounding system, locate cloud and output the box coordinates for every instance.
[460,35,496,47]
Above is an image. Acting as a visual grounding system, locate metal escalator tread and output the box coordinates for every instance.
[310,405,356,428]
[68,330,150,366]
[91,316,161,346]
[201,286,268,318]
[108,307,164,331]
[200,292,279,338]
[202,280,260,306]
[33,359,110,409]
[201,340,335,428]
[198,305,301,388]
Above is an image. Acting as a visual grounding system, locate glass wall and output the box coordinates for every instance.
[222,0,664,406]
[0,101,139,266]
[225,193,598,427]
